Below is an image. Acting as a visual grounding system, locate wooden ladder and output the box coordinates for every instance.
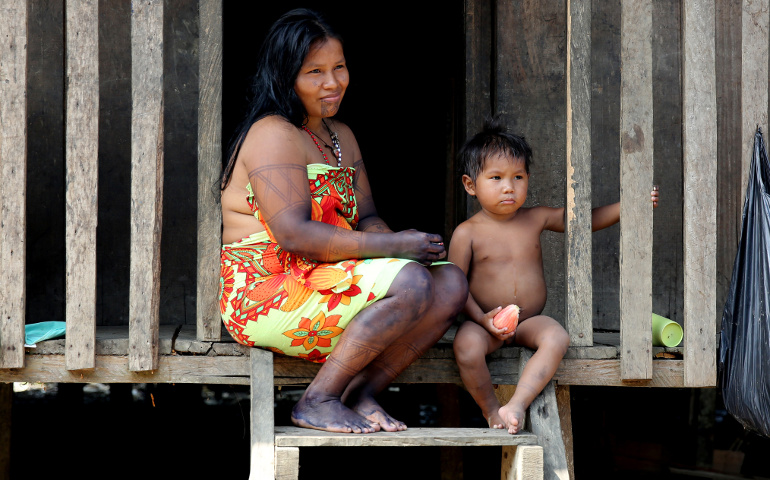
[248,348,571,480]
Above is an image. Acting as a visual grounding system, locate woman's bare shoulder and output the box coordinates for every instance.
[239,115,305,166]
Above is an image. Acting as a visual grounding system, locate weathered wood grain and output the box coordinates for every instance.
[0,354,250,384]
[129,0,164,372]
[504,445,544,480]
[741,0,769,204]
[251,349,275,479]
[274,426,538,448]
[65,0,99,371]
[463,0,493,219]
[197,0,223,341]
[275,447,299,480]
[682,0,717,387]
[619,0,654,380]
[565,0,593,347]
[495,0,568,325]
[715,0,742,333]
[521,349,570,480]
[0,0,28,369]
[556,385,575,480]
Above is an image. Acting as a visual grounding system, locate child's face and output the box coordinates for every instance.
[463,153,529,217]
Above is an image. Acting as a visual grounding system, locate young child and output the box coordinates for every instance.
[448,117,659,434]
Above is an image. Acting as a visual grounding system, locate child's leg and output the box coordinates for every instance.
[453,320,506,428]
[499,315,569,434]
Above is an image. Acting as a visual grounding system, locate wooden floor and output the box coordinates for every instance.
[1,324,687,387]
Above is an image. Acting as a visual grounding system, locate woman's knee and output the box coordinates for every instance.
[388,262,435,315]
[431,264,469,315]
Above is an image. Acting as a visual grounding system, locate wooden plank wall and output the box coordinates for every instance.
[740,0,769,204]
[197,0,223,341]
[682,0,717,387]
[129,0,164,372]
[65,0,99,371]
[495,0,568,324]
[619,0,654,381]
[0,0,28,369]
[565,0,593,347]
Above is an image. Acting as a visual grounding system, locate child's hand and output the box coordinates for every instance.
[482,306,516,342]
[651,185,659,208]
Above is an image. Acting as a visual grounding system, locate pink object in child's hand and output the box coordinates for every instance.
[493,304,520,333]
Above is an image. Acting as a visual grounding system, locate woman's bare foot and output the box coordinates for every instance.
[486,410,506,429]
[347,393,406,432]
[498,403,526,434]
[291,391,380,434]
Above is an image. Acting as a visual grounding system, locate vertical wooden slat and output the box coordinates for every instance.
[565,0,593,347]
[129,0,164,372]
[619,0,653,381]
[197,0,223,341]
[65,0,99,371]
[250,348,275,479]
[741,0,769,204]
[464,0,492,219]
[0,0,28,369]
[682,0,717,387]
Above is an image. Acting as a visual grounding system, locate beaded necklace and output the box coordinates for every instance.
[301,120,342,167]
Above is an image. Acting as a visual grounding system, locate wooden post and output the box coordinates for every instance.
[65,0,99,371]
[464,0,492,219]
[741,0,769,204]
[520,349,570,480]
[619,0,654,381]
[565,0,593,347]
[129,0,164,372]
[250,348,275,480]
[0,0,27,369]
[197,0,223,341]
[682,0,717,387]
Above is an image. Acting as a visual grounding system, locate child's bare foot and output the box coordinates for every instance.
[291,391,380,434]
[498,403,526,434]
[486,410,506,429]
[348,393,406,432]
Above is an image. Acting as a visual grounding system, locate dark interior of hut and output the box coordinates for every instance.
[8,1,770,479]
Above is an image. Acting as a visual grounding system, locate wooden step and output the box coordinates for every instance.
[274,426,539,448]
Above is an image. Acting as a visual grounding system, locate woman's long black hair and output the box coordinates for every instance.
[220,8,342,189]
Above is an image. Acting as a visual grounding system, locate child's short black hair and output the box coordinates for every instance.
[458,116,533,181]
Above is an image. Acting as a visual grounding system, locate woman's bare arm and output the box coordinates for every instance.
[244,117,443,263]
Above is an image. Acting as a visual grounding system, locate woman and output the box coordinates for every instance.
[219,8,467,434]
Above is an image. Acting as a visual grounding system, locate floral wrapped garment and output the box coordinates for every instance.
[220,164,412,363]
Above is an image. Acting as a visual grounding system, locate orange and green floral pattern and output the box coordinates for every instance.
[220,165,412,363]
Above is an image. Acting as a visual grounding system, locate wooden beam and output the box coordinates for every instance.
[565,0,593,347]
[274,426,539,447]
[0,351,690,388]
[251,348,275,479]
[65,0,99,371]
[741,0,769,204]
[521,349,570,480]
[619,0,654,381]
[197,0,223,341]
[0,0,28,369]
[129,0,164,372]
[0,354,250,384]
[682,0,717,387]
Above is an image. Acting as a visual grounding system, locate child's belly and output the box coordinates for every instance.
[469,269,547,321]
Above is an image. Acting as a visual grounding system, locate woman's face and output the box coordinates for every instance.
[294,38,348,121]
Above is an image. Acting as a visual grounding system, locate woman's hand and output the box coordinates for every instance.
[392,229,447,266]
